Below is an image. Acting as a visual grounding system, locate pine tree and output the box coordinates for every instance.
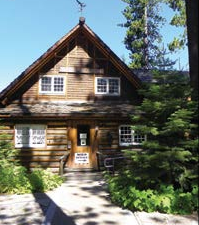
[120,0,175,69]
[124,71,198,191]
[165,0,187,52]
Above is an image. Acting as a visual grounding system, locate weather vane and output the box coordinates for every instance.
[76,0,86,15]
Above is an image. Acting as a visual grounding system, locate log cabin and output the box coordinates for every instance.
[0,17,146,172]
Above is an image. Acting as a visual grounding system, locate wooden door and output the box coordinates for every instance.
[67,122,98,170]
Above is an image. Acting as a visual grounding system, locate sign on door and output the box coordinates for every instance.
[75,153,89,164]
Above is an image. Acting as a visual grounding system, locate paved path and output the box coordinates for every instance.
[0,172,198,225]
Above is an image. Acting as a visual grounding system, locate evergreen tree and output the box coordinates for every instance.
[125,72,198,191]
[120,0,175,69]
[107,73,198,214]
[163,0,198,97]
[165,0,187,52]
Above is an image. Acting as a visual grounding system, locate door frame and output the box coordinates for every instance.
[67,120,98,170]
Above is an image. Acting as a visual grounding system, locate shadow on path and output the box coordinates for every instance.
[0,192,78,225]
[1,172,197,225]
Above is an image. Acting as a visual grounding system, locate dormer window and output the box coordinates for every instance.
[95,77,120,96]
[39,75,65,94]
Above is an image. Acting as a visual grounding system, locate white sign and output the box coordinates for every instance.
[80,133,87,139]
[75,153,89,164]
[80,139,86,146]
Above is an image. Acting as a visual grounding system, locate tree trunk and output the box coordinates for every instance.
[185,0,198,98]
[144,5,149,69]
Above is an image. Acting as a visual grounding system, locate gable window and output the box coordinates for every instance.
[95,77,120,95]
[39,75,65,94]
[119,125,146,146]
[15,125,46,148]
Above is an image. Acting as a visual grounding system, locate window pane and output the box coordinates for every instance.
[41,77,51,92]
[120,126,132,145]
[134,133,146,144]
[54,77,64,92]
[16,127,30,145]
[32,129,45,145]
[97,78,107,93]
[109,79,119,94]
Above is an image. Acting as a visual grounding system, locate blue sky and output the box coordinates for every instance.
[0,0,188,92]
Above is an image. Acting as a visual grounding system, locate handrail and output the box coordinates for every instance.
[59,151,70,176]
[104,155,126,174]
[96,151,103,155]
[96,151,103,171]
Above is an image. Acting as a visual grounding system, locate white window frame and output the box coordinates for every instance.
[39,75,65,95]
[95,77,120,96]
[119,125,147,146]
[15,124,46,148]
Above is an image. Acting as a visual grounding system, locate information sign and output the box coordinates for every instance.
[75,153,89,164]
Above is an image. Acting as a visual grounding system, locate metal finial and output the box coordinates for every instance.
[76,0,86,14]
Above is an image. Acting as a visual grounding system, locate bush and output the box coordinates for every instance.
[0,134,19,166]
[107,174,198,215]
[0,165,32,194]
[0,165,64,194]
[0,131,64,194]
[29,168,64,192]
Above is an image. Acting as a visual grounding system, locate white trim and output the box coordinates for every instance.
[95,77,120,96]
[15,124,46,148]
[39,75,65,95]
[59,67,68,73]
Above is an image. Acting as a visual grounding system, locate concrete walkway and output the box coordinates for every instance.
[0,172,198,225]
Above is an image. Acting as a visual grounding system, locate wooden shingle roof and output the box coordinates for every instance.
[0,101,136,118]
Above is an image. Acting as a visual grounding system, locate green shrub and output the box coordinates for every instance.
[0,131,64,194]
[107,174,198,215]
[0,166,64,194]
[0,134,19,166]
[29,168,64,192]
[0,165,32,194]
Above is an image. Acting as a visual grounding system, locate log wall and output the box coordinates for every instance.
[0,123,69,172]
[0,120,133,172]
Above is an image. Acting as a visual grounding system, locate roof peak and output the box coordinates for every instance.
[79,17,85,25]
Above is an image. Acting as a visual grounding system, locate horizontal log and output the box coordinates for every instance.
[47,122,68,126]
[47,130,67,134]
[0,130,14,135]
[47,145,67,150]
[19,148,67,151]
[47,127,67,130]
[99,140,118,145]
[19,151,67,156]
[19,156,62,162]
[47,135,67,139]
[98,144,118,148]
[21,162,60,168]
[47,141,67,145]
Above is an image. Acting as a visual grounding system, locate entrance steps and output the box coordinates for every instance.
[63,170,104,182]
